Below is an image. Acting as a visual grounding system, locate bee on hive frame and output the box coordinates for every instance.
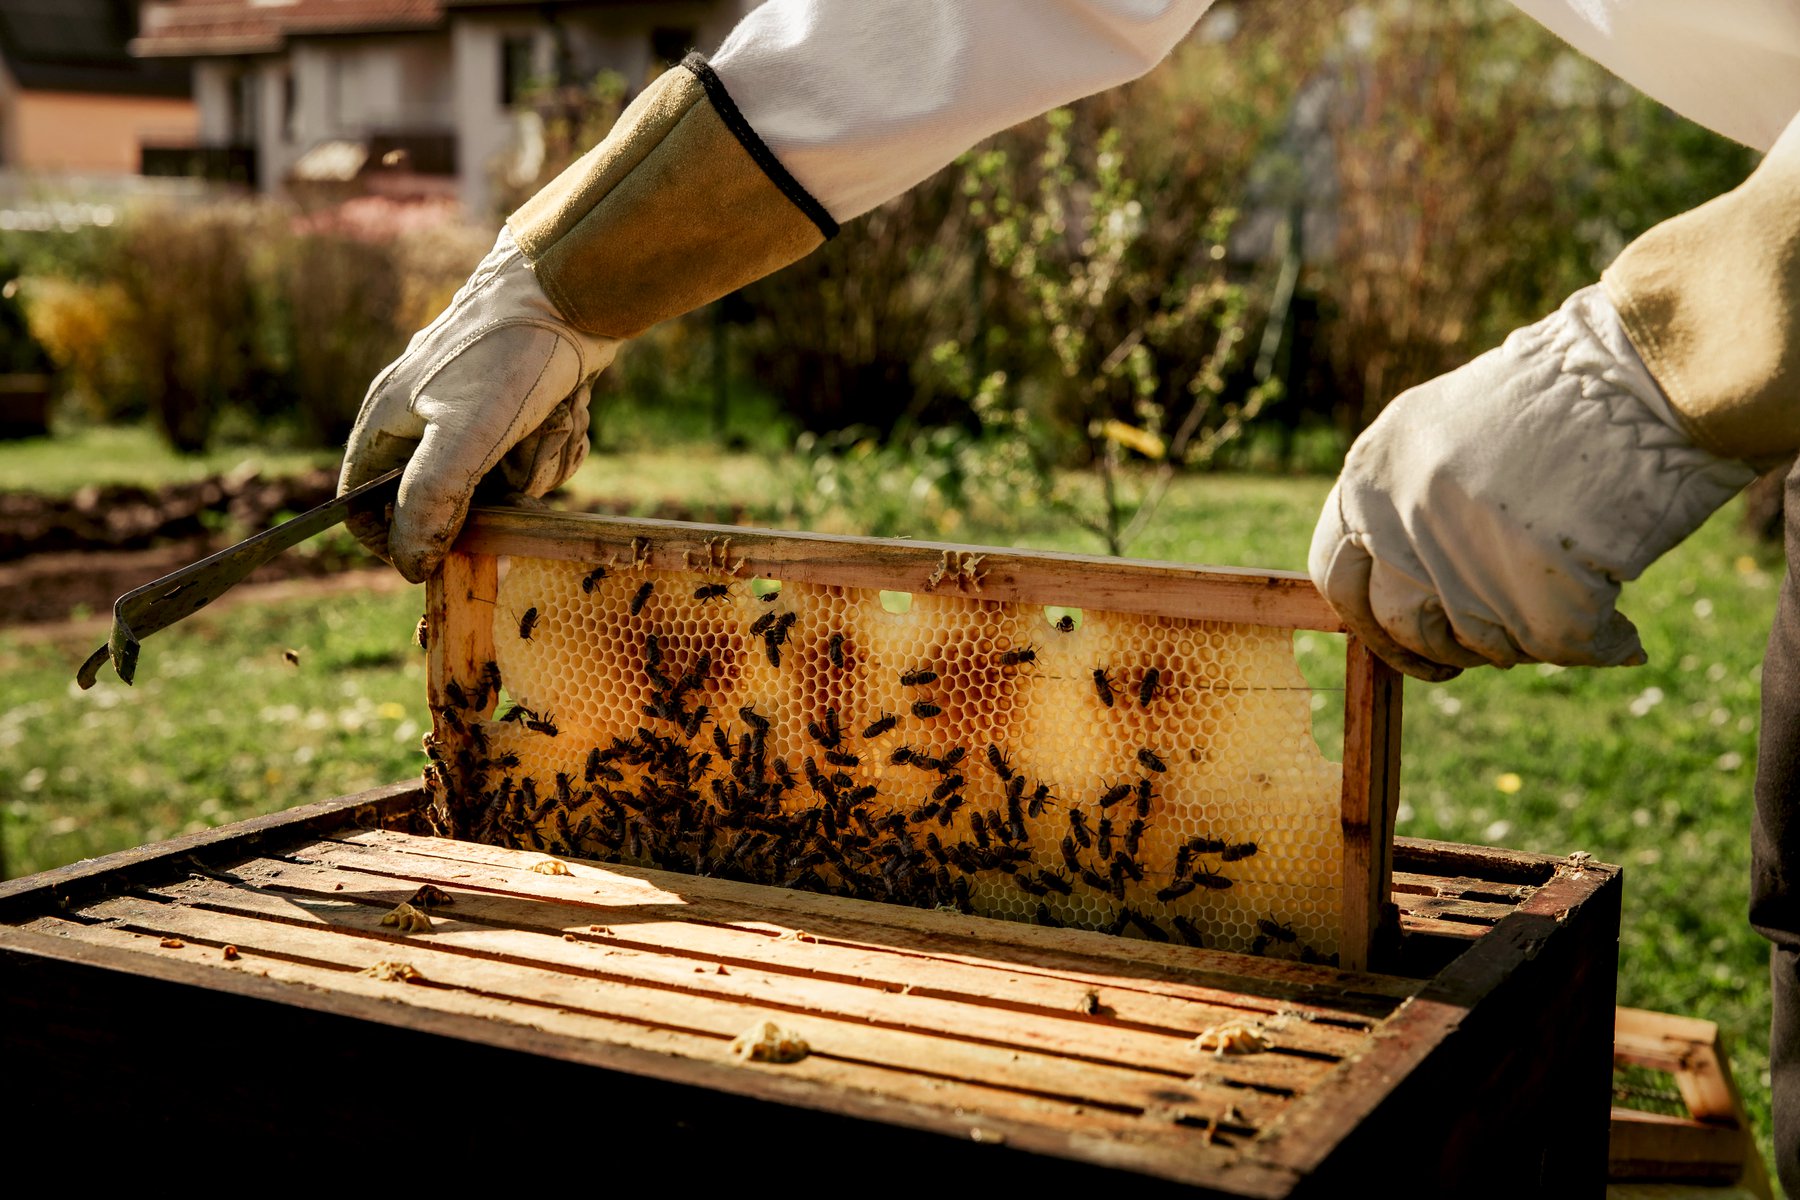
[1092,668,1116,707]
[911,699,943,719]
[1221,841,1259,862]
[1171,915,1205,946]
[862,712,897,739]
[581,566,608,593]
[986,744,1015,781]
[1055,615,1076,633]
[1137,747,1167,773]
[998,644,1037,667]
[630,582,655,615]
[749,611,776,637]
[518,607,540,639]
[900,667,938,687]
[827,632,847,668]
[1138,667,1162,706]
[693,583,730,602]
[1068,809,1093,849]
[1034,903,1064,928]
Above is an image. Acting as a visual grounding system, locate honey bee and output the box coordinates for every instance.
[1138,667,1161,706]
[911,700,943,719]
[749,611,776,637]
[937,793,965,824]
[414,615,429,650]
[1028,783,1054,818]
[694,583,730,602]
[900,668,939,687]
[825,749,860,768]
[1107,858,1128,899]
[1114,852,1144,883]
[1126,910,1169,942]
[969,812,990,849]
[998,645,1037,667]
[862,712,898,739]
[1125,818,1145,857]
[1136,747,1167,773]
[889,745,919,766]
[681,705,708,739]
[740,705,770,732]
[1061,837,1082,873]
[827,632,846,668]
[931,774,966,801]
[1092,668,1115,707]
[1036,869,1073,895]
[1034,903,1064,928]
[771,612,798,643]
[630,582,654,615]
[940,746,967,768]
[1171,915,1206,946]
[1096,817,1114,858]
[910,802,940,825]
[1136,778,1156,816]
[585,747,602,781]
[1068,810,1092,849]
[518,607,540,639]
[581,566,608,593]
[986,745,1015,781]
[1192,869,1233,891]
[444,680,469,709]
[1098,782,1131,809]
[528,714,560,737]
[759,590,781,603]
[1055,615,1076,633]
[1257,918,1297,943]
[1187,835,1227,855]
[1015,874,1048,896]
[1156,878,1197,902]
[1221,842,1259,862]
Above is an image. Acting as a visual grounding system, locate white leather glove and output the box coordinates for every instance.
[1309,285,1756,681]
[339,227,619,582]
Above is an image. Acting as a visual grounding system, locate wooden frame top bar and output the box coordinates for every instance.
[458,508,1343,632]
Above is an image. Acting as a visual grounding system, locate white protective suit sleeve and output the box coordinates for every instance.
[712,0,1217,222]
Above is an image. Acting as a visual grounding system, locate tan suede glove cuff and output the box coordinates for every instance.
[508,53,837,339]
[1604,110,1800,470]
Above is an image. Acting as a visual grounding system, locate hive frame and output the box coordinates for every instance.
[427,507,1404,972]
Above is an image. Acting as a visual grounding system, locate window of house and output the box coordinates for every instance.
[501,34,535,106]
[650,27,695,70]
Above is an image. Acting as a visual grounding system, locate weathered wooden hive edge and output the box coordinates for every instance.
[0,788,1620,1192]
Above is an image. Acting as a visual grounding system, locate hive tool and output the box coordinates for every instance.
[75,468,403,689]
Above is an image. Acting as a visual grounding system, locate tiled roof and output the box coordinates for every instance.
[133,0,447,58]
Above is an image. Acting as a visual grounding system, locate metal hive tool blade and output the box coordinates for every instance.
[75,469,403,689]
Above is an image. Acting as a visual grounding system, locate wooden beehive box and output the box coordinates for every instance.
[0,510,1624,1191]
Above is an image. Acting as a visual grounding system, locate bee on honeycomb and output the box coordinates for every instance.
[433,554,1344,958]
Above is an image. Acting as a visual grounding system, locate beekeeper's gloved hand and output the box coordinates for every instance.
[1309,285,1756,681]
[339,231,615,581]
[338,53,835,581]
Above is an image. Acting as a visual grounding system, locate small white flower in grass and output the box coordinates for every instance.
[1716,751,1744,772]
[1707,663,1728,682]
[20,766,45,792]
[1535,663,1564,677]
[1693,598,1714,619]
[1484,819,1512,842]
[1631,808,1652,828]
[1628,687,1664,718]
[1429,690,1462,715]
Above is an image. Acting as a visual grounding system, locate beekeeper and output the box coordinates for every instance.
[340,1,1800,1181]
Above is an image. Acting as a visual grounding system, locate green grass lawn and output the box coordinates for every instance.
[0,449,1781,1172]
[0,424,339,494]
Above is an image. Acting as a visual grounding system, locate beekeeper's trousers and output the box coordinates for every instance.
[1752,460,1800,1190]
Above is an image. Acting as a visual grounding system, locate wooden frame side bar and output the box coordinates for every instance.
[1338,639,1403,973]
[457,507,1342,631]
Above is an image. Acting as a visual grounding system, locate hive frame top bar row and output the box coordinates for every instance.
[458,508,1344,633]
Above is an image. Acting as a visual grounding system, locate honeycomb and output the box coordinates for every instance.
[428,554,1344,960]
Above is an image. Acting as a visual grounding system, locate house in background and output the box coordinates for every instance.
[132,0,753,216]
[0,0,194,176]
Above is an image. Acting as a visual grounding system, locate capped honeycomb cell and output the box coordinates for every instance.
[432,554,1344,961]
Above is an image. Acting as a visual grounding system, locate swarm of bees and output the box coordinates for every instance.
[424,558,1341,963]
